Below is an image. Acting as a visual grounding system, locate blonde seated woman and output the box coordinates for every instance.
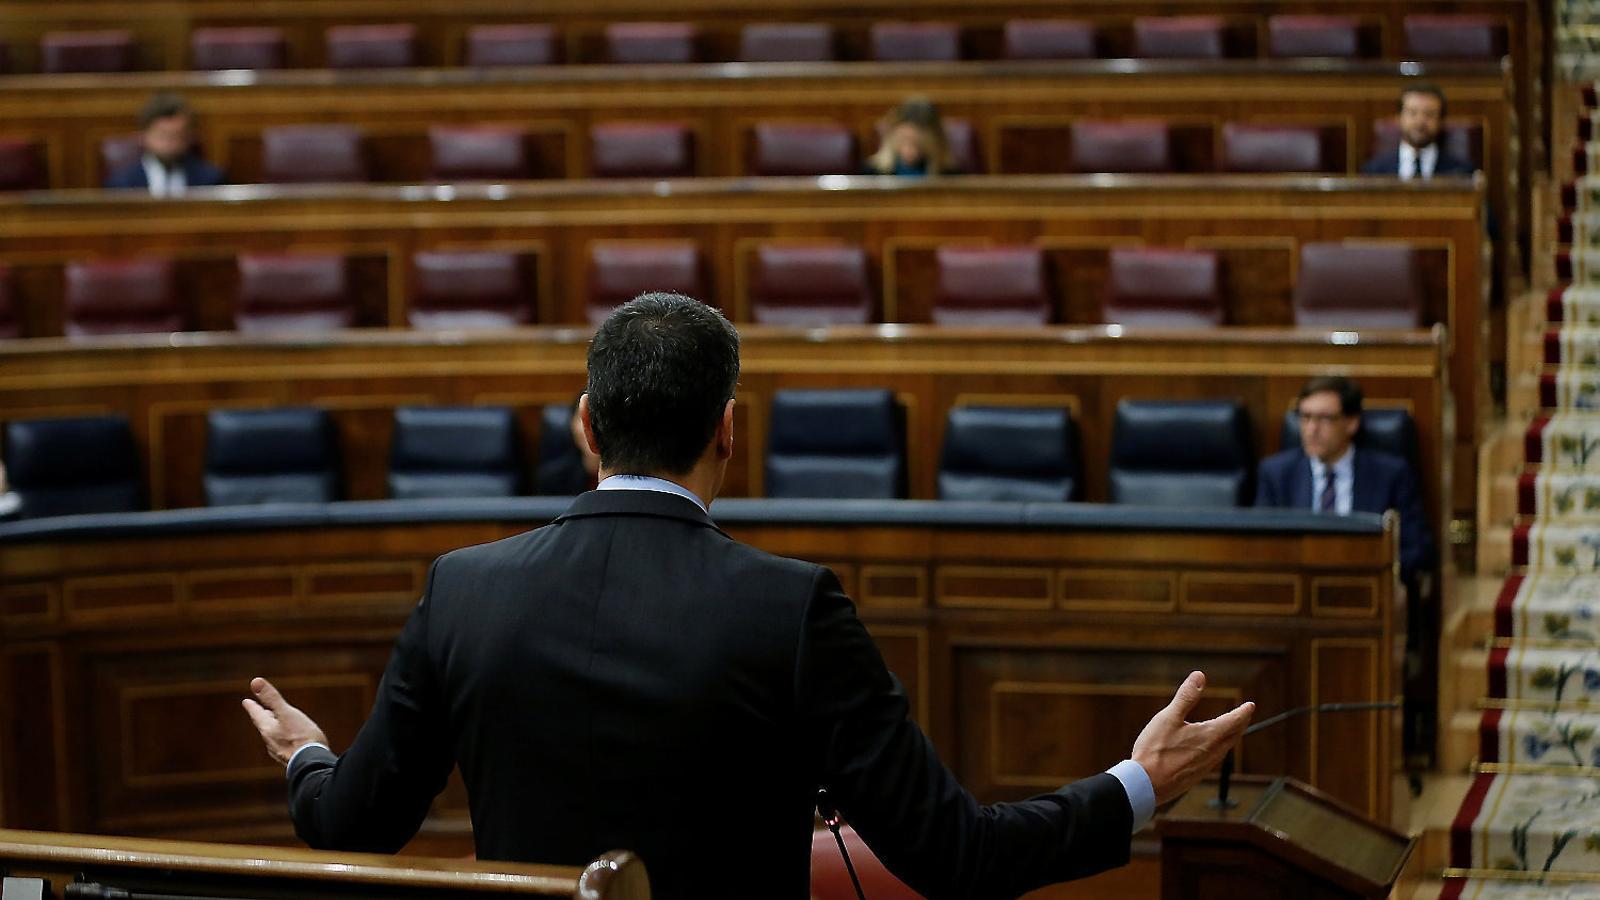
[862,96,961,177]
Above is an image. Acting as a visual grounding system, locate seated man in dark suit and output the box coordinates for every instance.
[103,93,226,196]
[243,292,1252,900]
[1360,83,1477,179]
[1256,376,1436,580]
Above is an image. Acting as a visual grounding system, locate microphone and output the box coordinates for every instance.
[1209,700,1400,811]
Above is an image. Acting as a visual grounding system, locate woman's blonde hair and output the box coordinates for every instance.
[867,96,953,175]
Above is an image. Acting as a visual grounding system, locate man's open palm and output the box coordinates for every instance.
[242,677,328,766]
[1132,671,1254,806]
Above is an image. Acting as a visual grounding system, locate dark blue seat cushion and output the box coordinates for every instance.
[939,406,1079,502]
[204,407,339,507]
[1109,400,1252,507]
[766,389,905,499]
[535,403,590,496]
[389,405,522,500]
[3,415,143,519]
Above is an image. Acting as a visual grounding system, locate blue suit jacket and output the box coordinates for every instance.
[104,155,226,190]
[1359,148,1477,177]
[1255,447,1436,578]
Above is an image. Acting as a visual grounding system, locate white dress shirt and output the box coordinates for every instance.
[1308,447,1356,515]
[141,155,187,198]
[1397,143,1439,180]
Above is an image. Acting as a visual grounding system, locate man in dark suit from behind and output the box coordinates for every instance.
[1256,376,1436,580]
[103,93,226,196]
[1360,83,1477,179]
[243,292,1253,899]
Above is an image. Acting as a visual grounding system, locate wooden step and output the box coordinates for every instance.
[1476,526,1513,576]
[1441,708,1484,774]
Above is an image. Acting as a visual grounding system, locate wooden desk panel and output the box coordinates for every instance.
[0,507,1401,840]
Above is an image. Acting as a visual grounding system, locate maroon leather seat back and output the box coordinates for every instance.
[1068,121,1172,173]
[1103,247,1223,328]
[99,133,144,184]
[1220,123,1326,173]
[1267,15,1363,58]
[1132,16,1227,59]
[934,246,1050,325]
[261,125,370,183]
[0,139,46,191]
[191,27,288,70]
[1403,14,1508,59]
[750,244,872,326]
[750,123,857,176]
[810,826,919,900]
[410,251,532,330]
[605,23,699,64]
[64,259,183,337]
[1003,19,1097,60]
[429,126,533,180]
[587,242,705,323]
[1292,243,1425,329]
[0,266,19,339]
[464,24,559,66]
[589,122,695,178]
[942,119,982,174]
[236,253,355,333]
[739,23,836,62]
[869,22,961,61]
[325,24,419,69]
[1371,119,1483,170]
[41,31,137,74]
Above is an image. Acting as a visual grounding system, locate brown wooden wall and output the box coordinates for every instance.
[0,511,1401,844]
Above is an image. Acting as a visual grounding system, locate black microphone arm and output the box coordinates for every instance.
[1209,700,1400,811]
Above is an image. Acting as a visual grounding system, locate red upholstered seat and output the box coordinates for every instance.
[811,826,919,900]
[463,24,559,67]
[409,251,532,330]
[235,253,355,334]
[1132,16,1228,59]
[589,122,695,178]
[261,125,370,183]
[933,246,1051,325]
[605,23,698,64]
[40,31,137,74]
[429,126,533,180]
[750,244,873,325]
[943,119,982,174]
[869,21,961,61]
[0,266,19,339]
[325,24,419,69]
[1103,247,1223,328]
[1220,123,1327,173]
[1403,15,1508,59]
[1068,121,1172,173]
[739,23,836,62]
[0,138,46,191]
[1003,19,1097,60]
[191,27,288,70]
[1371,119,1483,170]
[1292,242,1424,329]
[1267,15,1364,58]
[750,122,857,176]
[64,259,183,337]
[587,242,705,324]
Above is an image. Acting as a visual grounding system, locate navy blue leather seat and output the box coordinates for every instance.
[1109,400,1252,507]
[1279,407,1420,472]
[766,389,905,499]
[389,406,522,500]
[3,415,142,518]
[535,403,590,495]
[938,406,1080,502]
[204,408,339,506]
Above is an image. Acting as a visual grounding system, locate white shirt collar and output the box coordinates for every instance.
[1398,142,1438,180]
[1308,446,1355,482]
[141,154,187,197]
[596,474,708,513]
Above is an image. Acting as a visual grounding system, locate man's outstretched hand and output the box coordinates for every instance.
[1132,671,1254,806]
[242,677,329,766]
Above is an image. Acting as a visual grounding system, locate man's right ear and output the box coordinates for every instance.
[577,394,602,456]
[717,399,736,460]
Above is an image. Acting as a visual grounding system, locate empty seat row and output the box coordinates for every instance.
[0,241,1427,339]
[1,396,1420,518]
[8,16,1509,73]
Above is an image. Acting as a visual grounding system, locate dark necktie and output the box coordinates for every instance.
[1404,152,1420,180]
[1319,471,1337,512]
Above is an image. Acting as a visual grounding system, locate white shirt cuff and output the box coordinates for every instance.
[1106,758,1156,833]
[285,741,330,776]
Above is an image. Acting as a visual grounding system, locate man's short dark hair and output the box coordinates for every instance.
[140,93,192,130]
[1298,375,1363,417]
[1398,83,1448,118]
[585,292,740,475]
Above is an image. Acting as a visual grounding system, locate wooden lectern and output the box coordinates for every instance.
[1156,776,1416,900]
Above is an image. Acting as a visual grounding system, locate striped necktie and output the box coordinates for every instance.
[1318,471,1337,512]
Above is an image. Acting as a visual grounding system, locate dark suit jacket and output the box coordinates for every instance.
[287,489,1132,899]
[1254,447,1436,577]
[103,154,226,190]
[1359,146,1477,177]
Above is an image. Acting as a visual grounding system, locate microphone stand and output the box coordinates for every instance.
[1209,700,1400,812]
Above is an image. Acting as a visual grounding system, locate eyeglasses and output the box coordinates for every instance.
[1297,412,1349,426]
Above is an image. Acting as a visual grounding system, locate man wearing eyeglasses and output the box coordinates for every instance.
[1255,375,1435,580]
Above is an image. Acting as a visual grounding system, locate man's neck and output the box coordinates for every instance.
[597,467,718,510]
